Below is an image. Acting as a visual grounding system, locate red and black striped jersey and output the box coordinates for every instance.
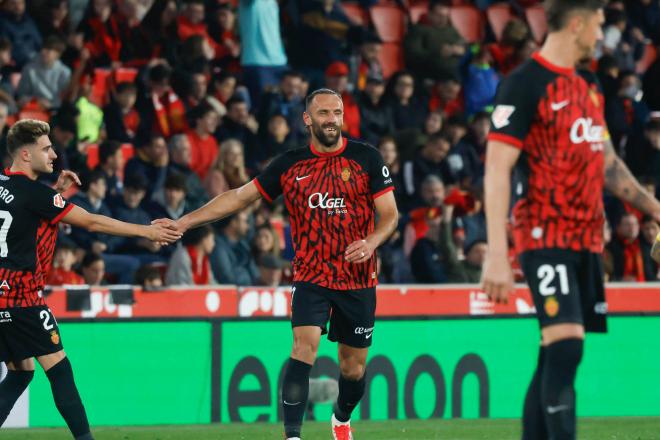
[255,138,394,290]
[488,53,608,255]
[0,169,74,308]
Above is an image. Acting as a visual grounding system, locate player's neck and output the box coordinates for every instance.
[311,136,344,154]
[539,34,580,70]
[8,164,38,180]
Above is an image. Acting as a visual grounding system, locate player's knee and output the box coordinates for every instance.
[340,362,365,381]
[291,340,319,362]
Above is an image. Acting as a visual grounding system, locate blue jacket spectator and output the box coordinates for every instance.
[211,211,259,286]
[124,136,169,203]
[0,0,42,69]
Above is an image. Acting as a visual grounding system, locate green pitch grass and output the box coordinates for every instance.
[2,417,659,439]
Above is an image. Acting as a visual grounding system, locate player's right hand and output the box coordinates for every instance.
[481,254,515,304]
[147,220,182,244]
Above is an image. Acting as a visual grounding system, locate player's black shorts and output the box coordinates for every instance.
[519,249,607,333]
[291,282,376,348]
[0,306,63,362]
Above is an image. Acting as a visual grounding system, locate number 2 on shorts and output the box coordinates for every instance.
[40,309,56,331]
[537,264,569,296]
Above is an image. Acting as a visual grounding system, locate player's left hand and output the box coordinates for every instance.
[149,218,182,245]
[54,170,81,193]
[345,238,376,264]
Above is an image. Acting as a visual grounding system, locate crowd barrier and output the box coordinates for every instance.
[2,284,659,428]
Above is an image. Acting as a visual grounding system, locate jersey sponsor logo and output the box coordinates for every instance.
[53,194,66,208]
[0,175,8,181]
[0,310,11,323]
[308,192,346,210]
[341,167,351,182]
[491,105,515,129]
[569,118,606,144]
[354,326,374,336]
[551,100,570,111]
[295,175,311,182]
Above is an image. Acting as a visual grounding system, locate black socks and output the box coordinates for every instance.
[282,358,312,438]
[334,373,366,423]
[46,357,93,439]
[0,369,33,425]
[522,346,547,440]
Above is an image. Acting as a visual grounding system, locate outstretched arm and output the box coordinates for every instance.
[175,180,262,233]
[604,140,660,221]
[62,205,181,243]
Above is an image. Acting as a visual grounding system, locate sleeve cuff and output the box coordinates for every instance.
[50,203,75,225]
[373,186,395,200]
[252,178,273,203]
[487,133,524,149]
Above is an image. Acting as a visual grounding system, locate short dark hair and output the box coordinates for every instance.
[6,119,50,156]
[165,172,187,191]
[115,81,137,95]
[182,225,214,246]
[190,102,217,125]
[43,35,66,53]
[149,64,172,84]
[134,265,162,286]
[226,95,247,110]
[82,252,103,268]
[545,0,606,32]
[282,70,303,81]
[305,88,342,110]
[80,169,106,192]
[124,173,148,191]
[98,140,122,165]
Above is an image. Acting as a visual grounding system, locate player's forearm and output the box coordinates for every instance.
[604,148,660,216]
[178,188,247,232]
[484,166,511,257]
[87,214,150,239]
[366,209,398,249]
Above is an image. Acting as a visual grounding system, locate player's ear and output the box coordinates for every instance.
[303,111,312,127]
[569,11,586,35]
[19,147,31,163]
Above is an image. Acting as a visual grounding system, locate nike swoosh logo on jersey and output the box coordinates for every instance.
[551,100,570,111]
[296,175,311,181]
[547,405,570,414]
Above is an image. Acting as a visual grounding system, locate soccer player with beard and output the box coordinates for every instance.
[169,89,398,440]
[481,1,660,439]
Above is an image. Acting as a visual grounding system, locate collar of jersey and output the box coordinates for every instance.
[532,52,574,76]
[310,137,348,157]
[4,168,27,177]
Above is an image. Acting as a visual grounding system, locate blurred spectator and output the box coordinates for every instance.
[205,138,249,198]
[206,70,236,117]
[45,107,77,179]
[377,137,404,208]
[239,0,288,107]
[626,0,660,43]
[642,48,660,112]
[450,111,491,186]
[626,119,660,181]
[460,182,486,246]
[47,243,85,285]
[167,134,208,210]
[110,173,164,264]
[252,223,282,261]
[423,111,443,138]
[73,71,105,144]
[258,70,306,146]
[404,0,465,82]
[131,0,178,64]
[402,133,453,205]
[325,61,360,139]
[487,18,535,76]
[212,211,259,286]
[124,135,169,202]
[134,264,163,290]
[294,0,352,89]
[438,205,486,283]
[0,0,42,70]
[166,224,216,286]
[179,66,210,111]
[104,81,140,143]
[95,140,124,200]
[463,45,499,117]
[0,101,9,168]
[353,31,383,92]
[17,35,70,109]
[208,3,241,70]
[640,215,660,281]
[608,212,645,281]
[0,38,16,113]
[261,113,296,160]
[177,0,216,54]
[136,63,188,143]
[386,71,427,135]
[215,96,260,170]
[256,254,286,287]
[32,0,70,41]
[605,70,649,149]
[428,76,463,119]
[597,54,620,101]
[600,8,645,71]
[403,174,445,257]
[186,102,220,180]
[357,73,393,146]
[81,252,106,286]
[78,0,129,67]
[148,172,190,221]
[410,214,447,283]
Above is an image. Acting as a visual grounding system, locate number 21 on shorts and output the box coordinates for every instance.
[40,309,57,331]
[537,264,570,296]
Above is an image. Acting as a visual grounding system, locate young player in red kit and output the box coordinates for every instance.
[481,1,660,439]
[169,89,398,440]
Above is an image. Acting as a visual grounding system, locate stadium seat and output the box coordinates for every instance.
[636,43,657,74]
[341,2,369,26]
[449,5,484,43]
[486,3,513,42]
[18,101,50,122]
[370,5,407,43]
[525,4,548,43]
[378,42,404,78]
[113,67,138,84]
[86,143,134,170]
[91,68,112,107]
[409,3,428,24]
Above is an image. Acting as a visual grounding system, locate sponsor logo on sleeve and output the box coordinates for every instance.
[492,105,516,129]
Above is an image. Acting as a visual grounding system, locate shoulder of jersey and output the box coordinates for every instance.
[346,138,379,156]
[505,58,553,85]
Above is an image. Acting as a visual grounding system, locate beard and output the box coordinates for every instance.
[311,120,341,147]
[577,39,596,61]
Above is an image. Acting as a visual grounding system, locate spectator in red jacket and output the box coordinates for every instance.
[186,102,220,181]
[78,0,130,67]
[47,244,85,286]
[177,0,217,54]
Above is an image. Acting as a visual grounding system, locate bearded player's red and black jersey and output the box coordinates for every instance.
[488,52,608,255]
[254,138,394,290]
[0,169,74,308]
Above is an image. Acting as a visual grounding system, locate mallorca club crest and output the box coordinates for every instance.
[544,296,559,318]
[53,194,65,209]
[341,167,351,182]
[50,330,60,345]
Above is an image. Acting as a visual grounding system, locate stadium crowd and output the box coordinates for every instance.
[0,0,658,287]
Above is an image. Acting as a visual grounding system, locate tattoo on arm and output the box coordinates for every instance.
[603,140,659,214]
